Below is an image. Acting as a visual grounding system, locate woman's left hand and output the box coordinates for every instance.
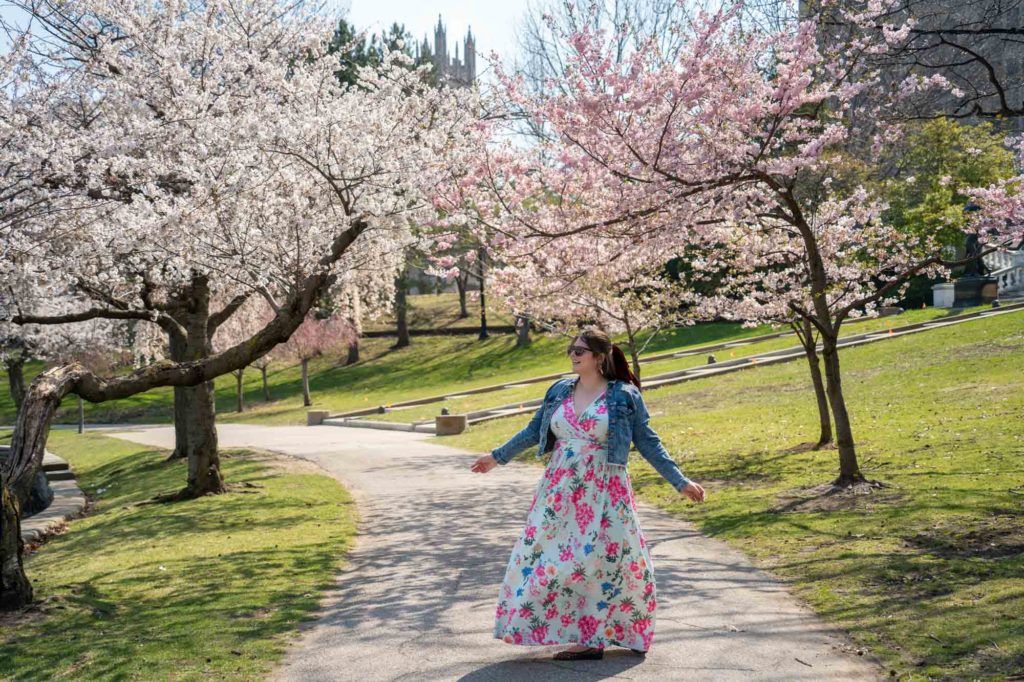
[679,481,706,503]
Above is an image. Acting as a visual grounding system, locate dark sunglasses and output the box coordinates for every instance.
[567,344,592,357]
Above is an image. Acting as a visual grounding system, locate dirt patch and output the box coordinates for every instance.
[902,514,1024,560]
[768,480,906,513]
[234,449,329,477]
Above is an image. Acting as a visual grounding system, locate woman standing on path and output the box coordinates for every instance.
[470,327,706,661]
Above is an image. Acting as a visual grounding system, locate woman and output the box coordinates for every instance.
[470,327,706,661]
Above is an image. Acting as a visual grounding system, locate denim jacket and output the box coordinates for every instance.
[490,377,693,492]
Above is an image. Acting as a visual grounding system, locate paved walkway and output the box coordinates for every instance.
[104,424,885,681]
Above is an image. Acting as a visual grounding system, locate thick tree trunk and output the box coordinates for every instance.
[394,269,410,349]
[477,248,489,340]
[5,358,26,412]
[345,340,359,365]
[792,319,832,448]
[820,334,866,487]
[234,368,244,413]
[515,315,531,347]
[1,474,32,610]
[168,333,192,461]
[301,358,311,407]
[456,274,470,318]
[260,365,271,401]
[180,377,224,498]
[161,277,225,498]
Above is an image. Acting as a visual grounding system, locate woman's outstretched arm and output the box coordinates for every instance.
[470,382,556,473]
[630,391,706,502]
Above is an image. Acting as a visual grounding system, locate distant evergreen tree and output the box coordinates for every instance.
[327,19,434,88]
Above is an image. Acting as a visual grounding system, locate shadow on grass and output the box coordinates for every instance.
[0,442,356,681]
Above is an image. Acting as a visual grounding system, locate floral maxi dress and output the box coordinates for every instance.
[493,388,657,652]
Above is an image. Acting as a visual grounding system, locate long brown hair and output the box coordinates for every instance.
[569,326,642,390]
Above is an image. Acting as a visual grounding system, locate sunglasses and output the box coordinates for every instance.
[567,345,592,357]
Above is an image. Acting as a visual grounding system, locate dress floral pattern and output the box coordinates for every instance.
[493,387,657,652]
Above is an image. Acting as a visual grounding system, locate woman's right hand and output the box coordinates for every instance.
[680,481,706,502]
[470,454,499,474]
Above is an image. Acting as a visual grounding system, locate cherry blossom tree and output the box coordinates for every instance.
[275,312,356,407]
[0,0,480,609]
[442,0,1022,491]
[211,297,277,413]
[485,234,700,377]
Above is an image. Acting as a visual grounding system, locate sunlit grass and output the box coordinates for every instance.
[0,431,358,682]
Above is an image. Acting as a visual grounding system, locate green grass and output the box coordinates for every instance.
[0,299,990,431]
[0,431,358,682]
[364,304,992,425]
[440,308,1024,681]
[361,291,518,331]
[0,297,798,426]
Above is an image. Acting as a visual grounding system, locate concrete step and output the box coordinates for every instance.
[45,470,77,481]
[322,418,435,433]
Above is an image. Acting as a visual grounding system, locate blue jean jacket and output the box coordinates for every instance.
[490,377,693,492]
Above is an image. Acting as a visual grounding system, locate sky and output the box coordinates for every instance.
[1,1,535,67]
[339,0,531,66]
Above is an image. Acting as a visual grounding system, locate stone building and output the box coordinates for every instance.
[417,15,476,87]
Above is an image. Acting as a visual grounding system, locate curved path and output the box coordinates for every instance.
[104,423,885,681]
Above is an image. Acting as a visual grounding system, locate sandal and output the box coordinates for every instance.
[552,646,604,660]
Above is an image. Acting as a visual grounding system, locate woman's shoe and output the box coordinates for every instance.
[552,646,604,660]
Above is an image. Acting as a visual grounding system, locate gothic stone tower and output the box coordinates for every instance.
[419,15,476,87]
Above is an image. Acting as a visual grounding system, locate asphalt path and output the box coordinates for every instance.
[103,423,886,681]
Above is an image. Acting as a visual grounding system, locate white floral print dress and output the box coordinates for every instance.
[493,386,657,652]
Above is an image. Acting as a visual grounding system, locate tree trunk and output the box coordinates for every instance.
[791,199,872,489]
[180,373,224,498]
[477,248,489,340]
[456,273,470,318]
[1,473,32,610]
[345,339,359,365]
[162,275,225,498]
[301,358,311,407]
[394,269,410,349]
[820,333,866,486]
[234,368,244,413]
[5,358,26,412]
[77,395,85,434]
[1,364,81,610]
[260,365,270,401]
[515,315,531,347]
[622,315,642,379]
[168,333,192,461]
[792,319,832,449]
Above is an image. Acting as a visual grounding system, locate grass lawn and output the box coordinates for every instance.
[1,299,985,430]
[0,299,793,426]
[0,431,358,681]
[364,304,992,425]
[440,309,1024,680]
[361,291,518,331]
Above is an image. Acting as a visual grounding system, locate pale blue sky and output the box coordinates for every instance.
[341,0,530,64]
[1,1,533,65]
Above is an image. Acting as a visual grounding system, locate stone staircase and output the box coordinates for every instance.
[0,446,87,543]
